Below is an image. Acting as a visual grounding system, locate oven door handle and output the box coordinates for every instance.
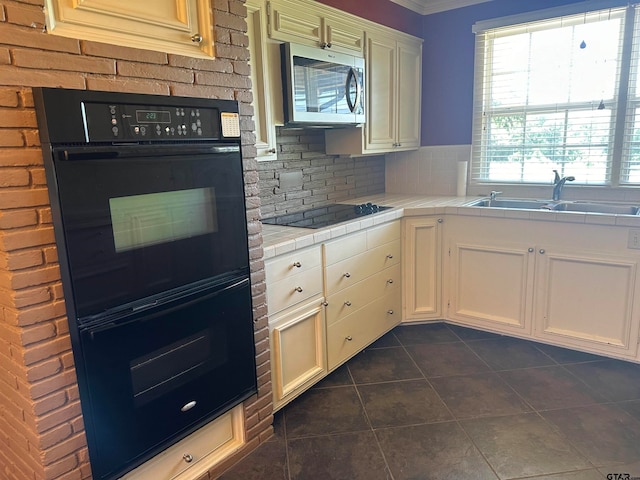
[82,277,250,336]
[57,144,239,161]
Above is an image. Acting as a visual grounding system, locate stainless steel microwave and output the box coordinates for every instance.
[281,42,365,126]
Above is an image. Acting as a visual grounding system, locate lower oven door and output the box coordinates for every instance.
[77,276,256,480]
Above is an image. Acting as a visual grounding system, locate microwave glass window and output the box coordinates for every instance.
[292,56,354,115]
[109,187,218,253]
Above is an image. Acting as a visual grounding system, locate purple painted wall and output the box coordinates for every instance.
[421,0,628,146]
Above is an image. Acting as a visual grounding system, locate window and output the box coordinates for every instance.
[471,4,640,186]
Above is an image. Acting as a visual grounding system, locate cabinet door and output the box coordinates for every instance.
[364,32,397,151]
[324,17,364,54]
[247,1,278,161]
[44,0,213,58]
[268,0,323,46]
[271,300,326,410]
[448,241,535,335]
[396,39,422,150]
[534,249,640,358]
[403,217,441,321]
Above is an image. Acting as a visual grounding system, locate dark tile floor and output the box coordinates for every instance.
[219,323,640,480]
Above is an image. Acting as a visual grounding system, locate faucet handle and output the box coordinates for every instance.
[489,190,503,201]
[553,169,560,184]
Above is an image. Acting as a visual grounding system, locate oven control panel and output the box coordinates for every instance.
[81,102,238,142]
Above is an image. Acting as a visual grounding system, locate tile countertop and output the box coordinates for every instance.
[261,193,640,259]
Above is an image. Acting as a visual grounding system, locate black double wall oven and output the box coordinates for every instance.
[34,88,257,480]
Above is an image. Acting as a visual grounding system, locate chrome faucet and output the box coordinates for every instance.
[490,190,502,201]
[552,170,575,201]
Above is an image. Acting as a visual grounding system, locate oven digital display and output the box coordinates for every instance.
[136,110,171,123]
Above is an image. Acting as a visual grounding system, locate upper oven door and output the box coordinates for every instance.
[51,144,248,320]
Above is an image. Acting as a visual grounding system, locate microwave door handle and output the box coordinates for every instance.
[345,67,360,114]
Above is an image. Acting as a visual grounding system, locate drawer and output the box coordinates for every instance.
[323,230,367,266]
[325,240,400,296]
[267,266,323,314]
[325,263,401,326]
[366,220,400,249]
[122,405,244,480]
[327,291,402,370]
[265,246,322,285]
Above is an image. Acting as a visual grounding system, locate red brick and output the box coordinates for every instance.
[43,453,78,480]
[0,209,38,229]
[41,433,86,465]
[29,167,46,186]
[2,249,43,270]
[23,130,40,147]
[81,40,168,64]
[0,168,30,186]
[32,390,67,417]
[170,83,234,100]
[13,287,51,308]
[0,148,43,166]
[5,301,66,329]
[22,333,70,365]
[26,357,62,383]
[0,47,10,65]
[168,54,233,72]
[0,188,50,209]
[20,89,34,108]
[117,61,194,83]
[0,65,86,89]
[85,76,170,96]
[38,207,52,225]
[20,322,56,346]
[4,2,45,27]
[0,24,80,53]
[214,43,250,61]
[31,401,81,434]
[0,89,19,107]
[0,226,55,251]
[2,265,60,290]
[51,283,64,300]
[195,71,251,88]
[216,11,246,32]
[43,247,57,264]
[0,130,24,147]
[0,108,36,128]
[12,49,116,75]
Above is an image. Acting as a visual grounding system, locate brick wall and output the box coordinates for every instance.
[258,127,386,217]
[0,1,272,479]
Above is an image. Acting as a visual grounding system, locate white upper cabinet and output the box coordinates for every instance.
[267,0,364,54]
[44,0,214,58]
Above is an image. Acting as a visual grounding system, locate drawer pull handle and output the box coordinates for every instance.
[183,453,193,463]
[528,248,534,253]
[387,310,394,315]
[386,254,394,259]
[387,279,394,284]
[344,272,351,278]
[345,335,353,341]
[539,249,545,255]
[180,400,197,412]
[344,301,352,306]
[294,286,303,293]
[292,261,302,268]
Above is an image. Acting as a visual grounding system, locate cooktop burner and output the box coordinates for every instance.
[262,203,391,229]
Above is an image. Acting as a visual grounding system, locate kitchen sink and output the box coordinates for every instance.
[467,198,640,215]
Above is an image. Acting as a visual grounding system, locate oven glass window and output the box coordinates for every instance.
[109,187,218,253]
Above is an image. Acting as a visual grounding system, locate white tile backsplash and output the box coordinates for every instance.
[386,145,471,195]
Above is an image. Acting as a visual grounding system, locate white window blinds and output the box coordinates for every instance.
[471,6,633,186]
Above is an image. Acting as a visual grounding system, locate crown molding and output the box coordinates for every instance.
[389,0,493,15]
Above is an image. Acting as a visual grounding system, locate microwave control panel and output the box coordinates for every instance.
[81,102,226,142]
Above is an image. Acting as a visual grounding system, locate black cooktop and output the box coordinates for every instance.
[262,203,391,229]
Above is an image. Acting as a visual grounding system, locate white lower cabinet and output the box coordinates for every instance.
[122,405,244,480]
[402,216,442,322]
[444,215,640,360]
[270,297,327,410]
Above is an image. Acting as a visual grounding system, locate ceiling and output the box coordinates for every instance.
[389,0,493,15]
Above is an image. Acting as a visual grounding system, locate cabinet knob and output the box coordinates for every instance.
[386,254,394,259]
[267,148,277,154]
[539,249,545,255]
[345,335,353,341]
[321,301,328,306]
[183,453,193,463]
[191,33,203,43]
[320,42,332,49]
[438,218,443,223]
[294,286,303,293]
[387,310,394,315]
[528,248,534,253]
[344,301,352,306]
[387,279,394,284]
[292,261,302,268]
[344,272,351,278]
